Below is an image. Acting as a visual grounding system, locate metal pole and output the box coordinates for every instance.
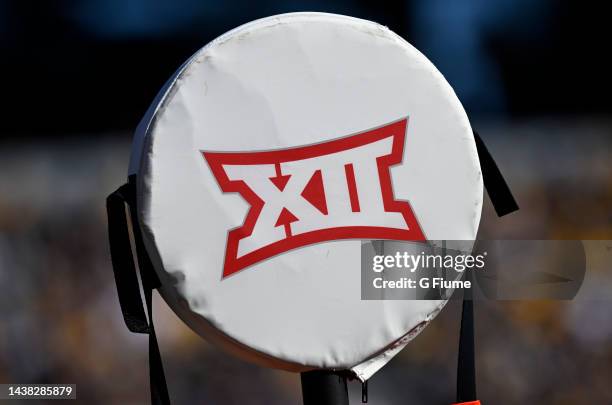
[301,370,349,405]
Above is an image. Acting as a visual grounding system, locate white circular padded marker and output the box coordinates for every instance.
[130,12,482,377]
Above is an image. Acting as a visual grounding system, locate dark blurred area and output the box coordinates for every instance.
[0,0,610,136]
[0,1,611,405]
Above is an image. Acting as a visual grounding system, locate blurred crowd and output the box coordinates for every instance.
[1,0,611,404]
[0,119,610,404]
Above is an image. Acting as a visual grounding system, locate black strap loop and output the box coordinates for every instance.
[456,275,477,403]
[474,130,519,217]
[107,179,171,405]
[107,184,150,333]
[455,131,519,404]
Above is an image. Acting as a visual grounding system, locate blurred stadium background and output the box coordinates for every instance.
[0,1,611,404]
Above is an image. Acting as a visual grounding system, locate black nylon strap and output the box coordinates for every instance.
[456,131,519,404]
[126,175,162,291]
[474,130,519,217]
[457,276,477,403]
[107,180,171,405]
[107,184,149,334]
[145,286,171,405]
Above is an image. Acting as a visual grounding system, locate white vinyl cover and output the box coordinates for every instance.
[130,13,482,379]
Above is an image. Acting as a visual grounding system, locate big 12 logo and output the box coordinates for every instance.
[203,118,424,278]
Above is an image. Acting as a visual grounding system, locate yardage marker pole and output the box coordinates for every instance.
[301,370,349,405]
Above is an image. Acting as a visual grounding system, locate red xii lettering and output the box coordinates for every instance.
[203,118,425,278]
